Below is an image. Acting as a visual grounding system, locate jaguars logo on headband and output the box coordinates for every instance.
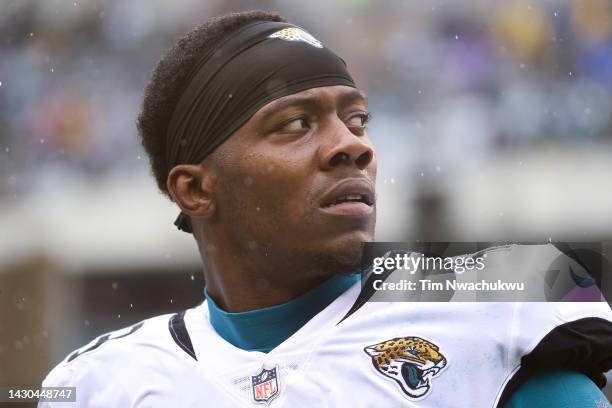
[268,27,323,48]
[364,336,447,400]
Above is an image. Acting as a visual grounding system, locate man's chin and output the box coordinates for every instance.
[313,231,373,275]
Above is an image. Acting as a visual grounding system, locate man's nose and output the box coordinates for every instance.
[319,118,374,171]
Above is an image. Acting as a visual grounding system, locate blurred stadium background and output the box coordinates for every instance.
[1,0,611,401]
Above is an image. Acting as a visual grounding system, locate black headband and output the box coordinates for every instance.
[166,21,356,233]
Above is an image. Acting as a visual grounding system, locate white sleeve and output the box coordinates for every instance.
[494,302,612,406]
[511,301,612,383]
[38,350,134,407]
[38,363,77,408]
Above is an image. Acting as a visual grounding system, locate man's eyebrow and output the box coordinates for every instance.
[258,89,368,121]
[337,89,368,110]
[258,95,321,121]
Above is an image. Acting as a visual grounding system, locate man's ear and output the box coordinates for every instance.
[166,163,216,219]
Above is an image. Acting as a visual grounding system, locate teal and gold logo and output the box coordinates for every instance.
[364,336,447,399]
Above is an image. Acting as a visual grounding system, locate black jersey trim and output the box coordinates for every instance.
[67,333,111,363]
[66,321,144,363]
[496,317,612,407]
[336,250,405,324]
[169,310,198,361]
[552,242,612,306]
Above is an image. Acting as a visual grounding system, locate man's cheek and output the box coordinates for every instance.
[245,178,290,217]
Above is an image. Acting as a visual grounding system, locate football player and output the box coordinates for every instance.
[40,10,612,407]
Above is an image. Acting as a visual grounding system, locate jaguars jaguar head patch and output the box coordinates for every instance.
[268,27,323,48]
[364,336,447,400]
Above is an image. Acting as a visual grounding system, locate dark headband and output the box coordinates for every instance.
[166,21,356,233]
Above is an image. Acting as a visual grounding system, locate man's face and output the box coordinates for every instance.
[210,85,376,274]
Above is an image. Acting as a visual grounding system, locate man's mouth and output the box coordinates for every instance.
[322,193,372,207]
[319,178,375,216]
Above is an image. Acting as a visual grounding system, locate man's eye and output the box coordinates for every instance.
[281,117,310,132]
[346,112,371,128]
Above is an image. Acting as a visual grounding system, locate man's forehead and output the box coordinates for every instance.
[255,85,367,117]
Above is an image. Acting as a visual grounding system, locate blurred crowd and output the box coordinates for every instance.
[0,0,611,211]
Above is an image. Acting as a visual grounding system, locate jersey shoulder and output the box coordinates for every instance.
[41,308,200,403]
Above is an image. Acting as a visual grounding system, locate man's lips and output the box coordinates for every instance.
[319,178,375,217]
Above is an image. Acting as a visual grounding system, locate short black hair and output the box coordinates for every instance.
[137,10,286,195]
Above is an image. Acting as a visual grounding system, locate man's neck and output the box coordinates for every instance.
[200,238,339,312]
[205,270,331,312]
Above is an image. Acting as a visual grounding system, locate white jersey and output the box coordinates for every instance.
[41,245,612,407]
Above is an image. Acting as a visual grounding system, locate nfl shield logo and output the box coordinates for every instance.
[251,366,280,405]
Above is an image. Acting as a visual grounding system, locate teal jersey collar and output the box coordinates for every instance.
[205,274,360,353]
